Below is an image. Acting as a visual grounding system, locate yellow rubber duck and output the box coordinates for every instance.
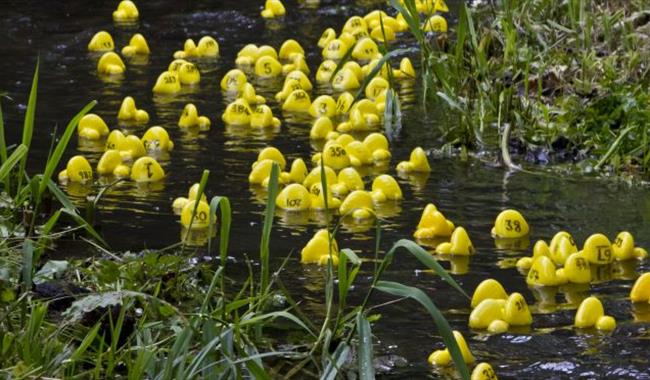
[365,77,390,101]
[58,155,93,184]
[178,103,211,129]
[310,116,336,140]
[303,165,337,189]
[331,167,364,196]
[113,0,139,22]
[351,38,382,61]
[363,133,392,162]
[254,147,286,170]
[197,36,219,57]
[332,68,361,91]
[251,105,281,128]
[130,156,165,182]
[279,39,305,61]
[285,70,313,91]
[414,204,455,240]
[236,44,274,66]
[395,58,416,79]
[370,175,402,203]
[428,330,475,366]
[121,33,149,56]
[469,293,532,332]
[77,114,109,140]
[630,273,650,303]
[526,256,563,287]
[345,141,373,167]
[249,159,279,186]
[220,69,248,93]
[301,229,339,265]
[309,183,341,210]
[320,142,350,170]
[370,24,396,43]
[96,149,130,178]
[339,32,356,48]
[318,28,337,49]
[549,232,578,265]
[397,147,431,173]
[342,61,364,81]
[282,89,312,113]
[283,158,308,184]
[574,296,616,330]
[424,15,448,32]
[117,135,147,161]
[322,39,350,60]
[239,83,266,105]
[105,129,126,151]
[612,231,647,260]
[254,55,283,77]
[152,71,181,94]
[471,363,498,380]
[276,184,312,211]
[582,233,614,265]
[556,252,591,284]
[491,209,529,238]
[282,54,310,75]
[88,31,114,52]
[471,279,508,308]
[117,96,149,124]
[172,183,208,214]
[176,61,200,85]
[309,95,337,118]
[141,126,174,152]
[363,10,388,28]
[342,16,367,35]
[180,200,212,229]
[261,0,286,18]
[339,190,375,220]
[97,52,125,75]
[316,60,338,83]
[222,99,252,126]
[435,227,474,255]
[275,81,305,103]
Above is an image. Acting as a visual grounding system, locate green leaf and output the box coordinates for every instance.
[22,239,34,291]
[17,59,39,192]
[260,163,279,292]
[71,322,101,361]
[321,341,350,380]
[375,281,470,380]
[0,144,27,183]
[357,312,374,380]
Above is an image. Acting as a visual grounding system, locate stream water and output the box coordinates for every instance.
[1,0,650,378]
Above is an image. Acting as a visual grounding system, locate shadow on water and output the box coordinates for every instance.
[1,0,649,378]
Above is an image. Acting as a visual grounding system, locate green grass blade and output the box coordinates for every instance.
[38,100,96,199]
[240,310,315,337]
[71,322,101,361]
[390,0,424,45]
[260,163,279,293]
[374,281,470,380]
[356,312,374,380]
[321,341,350,380]
[61,208,108,247]
[47,179,78,212]
[22,239,34,291]
[0,144,27,182]
[208,196,231,263]
[17,59,39,193]
[0,99,7,164]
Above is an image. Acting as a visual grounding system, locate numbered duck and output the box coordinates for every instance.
[152,71,181,94]
[130,156,165,182]
[222,99,252,126]
[172,183,208,214]
[96,150,130,178]
[261,0,286,18]
[491,209,530,238]
[428,330,475,366]
[301,229,339,265]
[113,0,139,22]
[58,155,93,184]
[141,126,174,152]
[178,104,211,129]
[88,31,114,52]
[250,105,281,128]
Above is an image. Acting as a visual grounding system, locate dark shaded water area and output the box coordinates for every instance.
[2,0,650,378]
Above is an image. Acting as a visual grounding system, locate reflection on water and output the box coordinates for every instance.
[2,0,650,378]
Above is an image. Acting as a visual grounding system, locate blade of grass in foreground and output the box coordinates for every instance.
[260,163,279,293]
[356,312,374,380]
[375,281,470,380]
[17,59,39,193]
[0,144,27,182]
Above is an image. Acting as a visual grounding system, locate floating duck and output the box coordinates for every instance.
[322,39,350,60]
[574,296,616,330]
[172,183,208,214]
[331,167,364,196]
[285,70,313,91]
[395,58,416,79]
[491,209,529,239]
[310,116,336,140]
[436,227,474,255]
[309,95,337,118]
[254,147,286,170]
[363,133,391,161]
[222,99,252,126]
[77,114,109,140]
[96,149,130,178]
[282,89,312,113]
[261,0,286,18]
[249,159,280,186]
[248,105,280,128]
[516,240,550,271]
[303,165,337,189]
[88,31,114,52]
[279,39,305,61]
[314,142,350,170]
[282,54,310,75]
[113,0,139,22]
[332,68,361,91]
[370,175,402,203]
[235,44,276,66]
[471,279,508,308]
[342,16,367,35]
[276,81,306,103]
[276,184,311,211]
[318,28,337,48]
[121,33,149,56]
[221,69,248,93]
[526,256,562,287]
[428,330,475,366]
[370,24,396,43]
[106,129,125,150]
[351,38,382,61]
[309,183,341,210]
[365,77,390,101]
[180,200,212,229]
[238,83,266,104]
[175,61,200,85]
[397,147,431,173]
[424,15,448,32]
[471,363,498,380]
[97,52,125,75]
[630,273,650,303]
[556,252,591,284]
[117,96,149,124]
[344,141,373,166]
[141,126,174,152]
[414,204,455,240]
[342,61,364,81]
[469,293,532,332]
[117,135,147,161]
[316,60,338,83]
[58,155,93,184]
[550,234,578,266]
[612,231,648,260]
[336,110,380,133]
[152,71,181,94]
[282,159,309,184]
[178,103,211,129]
[582,233,614,265]
[130,156,165,182]
[301,229,339,265]
[339,190,375,220]
[174,36,219,59]
[254,55,283,77]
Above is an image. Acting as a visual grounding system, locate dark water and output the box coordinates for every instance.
[2,0,650,378]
